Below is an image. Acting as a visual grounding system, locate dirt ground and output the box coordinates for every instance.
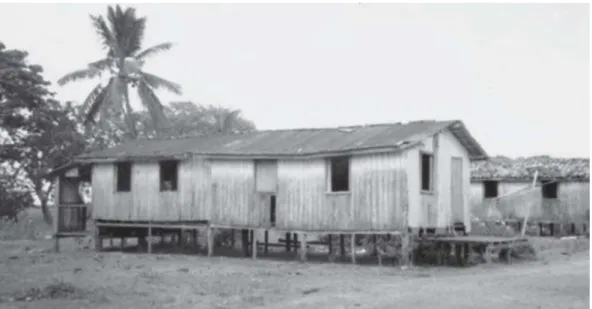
[0,234,589,309]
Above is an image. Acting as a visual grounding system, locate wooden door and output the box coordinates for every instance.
[450,157,464,224]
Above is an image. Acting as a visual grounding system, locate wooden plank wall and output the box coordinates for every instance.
[407,130,472,231]
[276,153,408,231]
[276,159,327,230]
[470,181,590,223]
[91,156,211,221]
[210,160,261,226]
[90,151,414,231]
[350,152,408,230]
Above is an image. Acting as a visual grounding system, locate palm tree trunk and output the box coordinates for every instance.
[122,84,138,139]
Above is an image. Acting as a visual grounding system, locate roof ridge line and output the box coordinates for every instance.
[145,119,458,141]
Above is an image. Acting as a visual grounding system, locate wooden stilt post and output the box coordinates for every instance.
[230,229,235,249]
[401,232,410,266]
[93,223,102,252]
[340,234,345,258]
[454,243,462,266]
[463,243,470,266]
[328,234,333,255]
[350,234,356,264]
[177,229,183,247]
[264,230,269,255]
[436,242,442,265]
[109,237,114,248]
[192,229,198,251]
[372,234,378,256]
[147,226,152,254]
[285,233,291,252]
[252,229,258,260]
[299,233,307,262]
[293,233,299,252]
[206,226,214,257]
[242,229,249,256]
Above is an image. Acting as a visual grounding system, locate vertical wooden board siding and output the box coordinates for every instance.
[422,136,434,152]
[324,194,351,229]
[419,194,435,227]
[169,157,210,221]
[255,160,278,193]
[350,152,406,230]
[210,160,257,226]
[450,157,464,224]
[276,159,326,230]
[469,183,486,218]
[91,163,114,220]
[471,181,590,223]
[558,182,590,221]
[405,148,421,228]
[435,130,472,230]
[190,157,212,221]
[130,163,159,220]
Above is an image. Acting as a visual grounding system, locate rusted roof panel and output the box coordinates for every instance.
[76,120,488,161]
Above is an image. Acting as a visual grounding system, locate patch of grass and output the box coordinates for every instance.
[0,281,90,303]
[0,208,53,241]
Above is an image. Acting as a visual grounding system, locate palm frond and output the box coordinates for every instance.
[57,67,101,86]
[141,72,182,95]
[90,14,123,59]
[137,81,168,131]
[84,81,110,125]
[107,5,145,57]
[81,84,104,114]
[135,42,172,62]
[124,17,146,56]
[88,58,115,71]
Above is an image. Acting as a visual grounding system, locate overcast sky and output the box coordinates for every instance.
[0,3,589,158]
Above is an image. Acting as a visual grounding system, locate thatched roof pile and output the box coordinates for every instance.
[471,156,589,181]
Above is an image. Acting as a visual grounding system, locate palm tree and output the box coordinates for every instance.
[57,5,181,138]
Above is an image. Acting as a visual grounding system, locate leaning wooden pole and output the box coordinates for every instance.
[520,170,539,237]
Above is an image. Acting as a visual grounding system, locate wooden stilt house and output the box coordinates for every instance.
[48,120,488,260]
[470,156,590,235]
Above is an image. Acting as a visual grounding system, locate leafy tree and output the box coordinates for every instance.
[149,101,256,138]
[79,101,257,151]
[0,42,52,137]
[57,5,181,138]
[0,42,86,224]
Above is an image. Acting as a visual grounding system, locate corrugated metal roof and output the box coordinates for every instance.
[76,120,488,162]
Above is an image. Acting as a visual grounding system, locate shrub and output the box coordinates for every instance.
[0,181,33,222]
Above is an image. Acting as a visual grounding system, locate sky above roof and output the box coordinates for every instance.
[0,3,589,158]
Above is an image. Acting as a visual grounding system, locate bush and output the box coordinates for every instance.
[0,181,33,222]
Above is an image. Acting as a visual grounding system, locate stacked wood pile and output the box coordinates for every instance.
[471,156,589,181]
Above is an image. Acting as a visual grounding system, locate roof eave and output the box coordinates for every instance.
[74,142,425,163]
[447,120,489,160]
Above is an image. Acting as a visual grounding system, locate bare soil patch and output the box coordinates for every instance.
[0,233,588,309]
